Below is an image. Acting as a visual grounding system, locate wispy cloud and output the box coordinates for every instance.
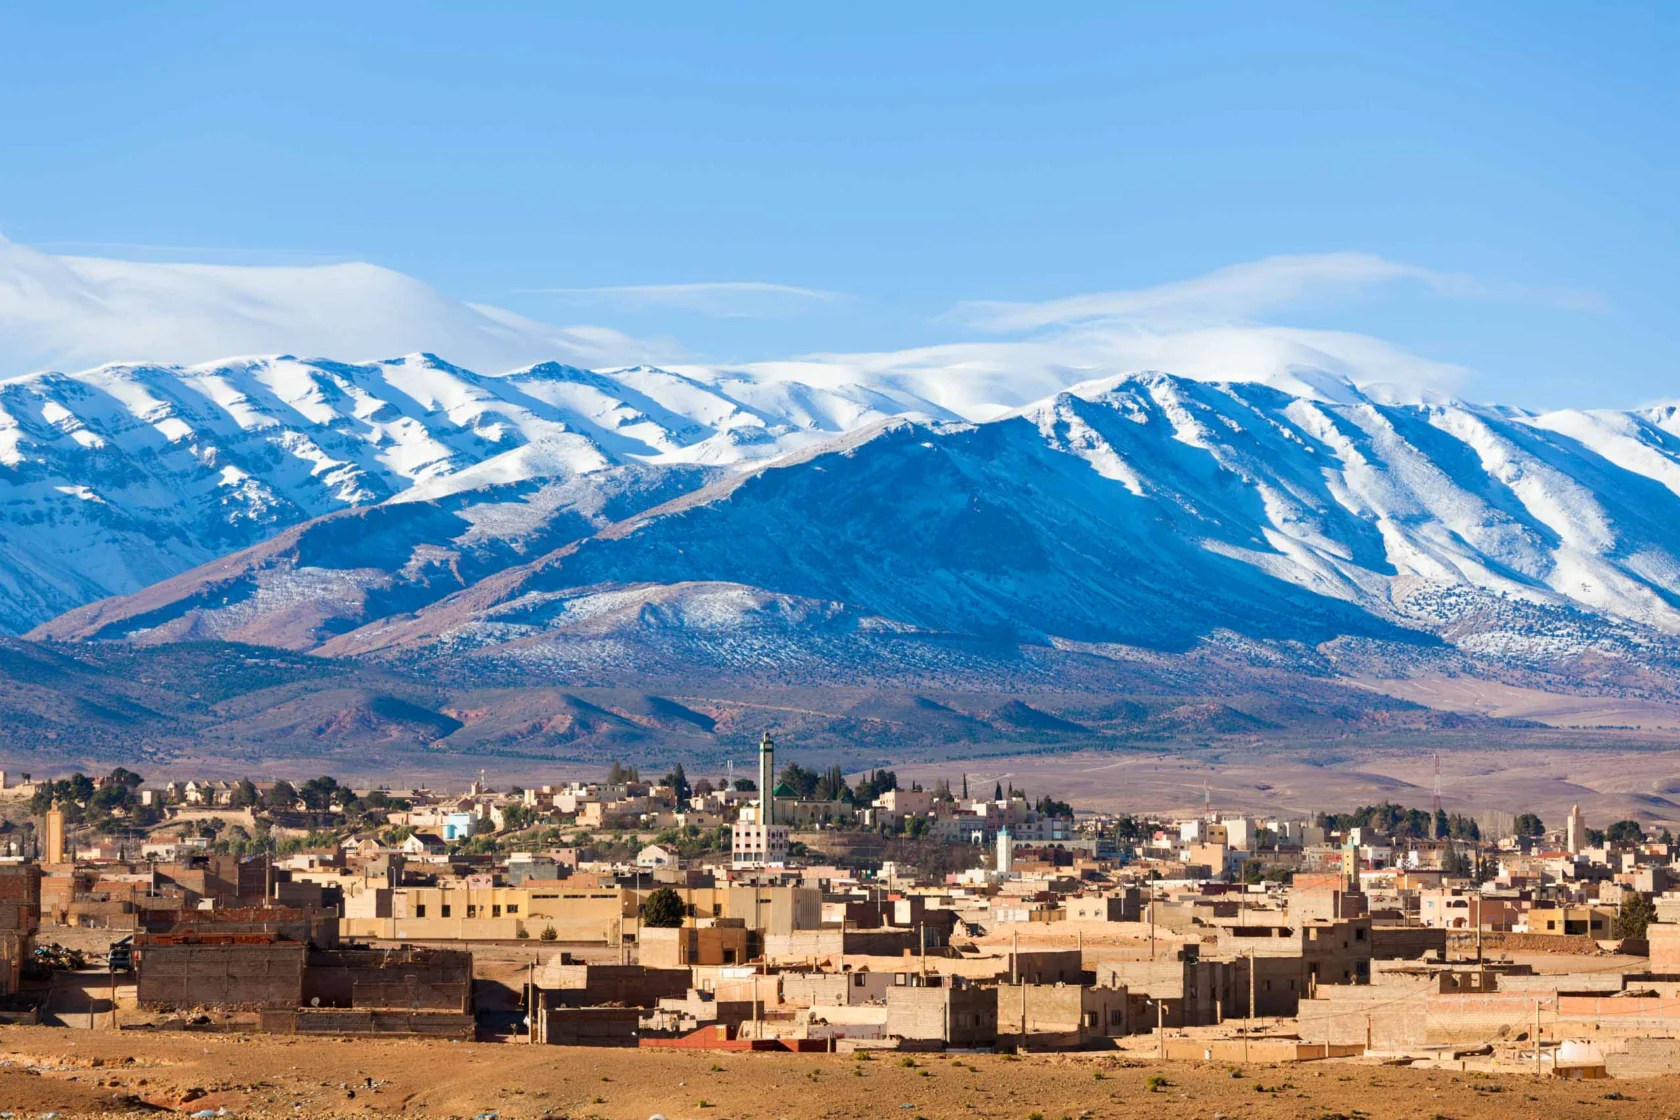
[952,252,1600,332]
[738,253,1504,417]
[520,280,842,319]
[0,235,1595,418]
[0,235,659,375]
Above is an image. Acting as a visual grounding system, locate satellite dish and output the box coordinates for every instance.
[311,996,321,1007]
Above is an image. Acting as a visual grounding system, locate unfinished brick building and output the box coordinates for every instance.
[0,864,41,998]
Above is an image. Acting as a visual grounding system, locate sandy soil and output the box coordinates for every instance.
[900,744,1680,828]
[1352,674,1680,730]
[0,1026,1675,1119]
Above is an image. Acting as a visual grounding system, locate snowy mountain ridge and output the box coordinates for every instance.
[14,353,1680,699]
[0,352,952,631]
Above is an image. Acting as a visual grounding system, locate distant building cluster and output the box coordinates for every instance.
[3,759,1680,1075]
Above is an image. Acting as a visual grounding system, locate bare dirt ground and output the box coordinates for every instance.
[0,1026,1676,1119]
[1352,674,1680,730]
[901,743,1680,828]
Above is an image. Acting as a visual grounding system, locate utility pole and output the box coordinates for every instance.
[1020,980,1028,1052]
[1157,999,1165,1060]
[1148,887,1156,961]
[1534,999,1542,1076]
[1245,949,1255,1064]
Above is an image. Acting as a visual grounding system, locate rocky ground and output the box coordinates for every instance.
[0,1027,1675,1119]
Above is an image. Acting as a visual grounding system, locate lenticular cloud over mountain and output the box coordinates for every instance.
[0,235,644,376]
[0,236,1481,415]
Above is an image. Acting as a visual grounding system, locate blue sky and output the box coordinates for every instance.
[1,3,1675,407]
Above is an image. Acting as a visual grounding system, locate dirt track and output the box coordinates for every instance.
[0,1027,1677,1119]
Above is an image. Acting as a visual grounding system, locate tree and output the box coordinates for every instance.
[1433,808,1449,840]
[1614,894,1657,940]
[607,761,639,784]
[66,773,94,803]
[540,926,558,941]
[777,763,819,799]
[663,764,691,802]
[1446,813,1481,841]
[1513,813,1544,838]
[814,764,849,802]
[262,781,298,812]
[1606,819,1644,845]
[853,770,898,803]
[640,887,687,929]
[228,779,259,809]
[1111,815,1143,843]
[107,767,144,790]
[298,776,340,812]
[693,778,715,798]
[1035,795,1073,819]
[88,782,135,817]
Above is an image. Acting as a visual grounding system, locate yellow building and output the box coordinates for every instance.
[1525,904,1615,937]
[343,884,631,942]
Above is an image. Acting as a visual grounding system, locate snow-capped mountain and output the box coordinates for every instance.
[0,352,953,632]
[30,364,1680,697]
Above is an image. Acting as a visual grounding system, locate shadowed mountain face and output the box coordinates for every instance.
[0,353,953,632]
[22,365,1680,716]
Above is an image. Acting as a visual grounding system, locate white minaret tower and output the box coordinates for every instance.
[996,826,1014,876]
[1566,803,1586,854]
[758,730,775,827]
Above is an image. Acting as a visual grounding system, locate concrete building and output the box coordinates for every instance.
[997,981,1134,1048]
[1064,889,1141,923]
[639,922,750,968]
[885,977,998,1047]
[343,883,628,942]
[637,844,677,869]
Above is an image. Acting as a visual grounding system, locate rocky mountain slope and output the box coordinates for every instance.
[0,353,951,632]
[28,366,1680,709]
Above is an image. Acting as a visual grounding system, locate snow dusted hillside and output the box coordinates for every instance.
[38,365,1680,696]
[0,352,952,631]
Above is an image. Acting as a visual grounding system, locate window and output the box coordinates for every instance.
[507,904,519,915]
[1085,1011,1098,1028]
[1110,1010,1123,1026]
[441,904,452,918]
[415,904,427,918]
[492,905,502,918]
[1355,927,1367,941]
[466,905,478,918]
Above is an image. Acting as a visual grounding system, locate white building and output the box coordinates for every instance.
[637,844,678,869]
